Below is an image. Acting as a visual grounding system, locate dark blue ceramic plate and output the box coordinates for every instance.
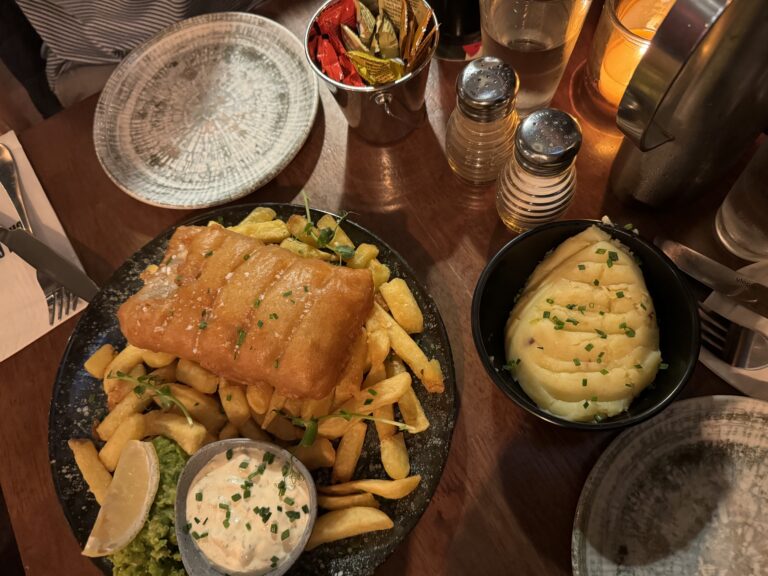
[49,203,456,575]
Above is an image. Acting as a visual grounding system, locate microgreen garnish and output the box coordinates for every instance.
[116,371,193,426]
[276,409,413,447]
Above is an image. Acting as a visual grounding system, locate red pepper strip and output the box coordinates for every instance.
[316,37,343,81]
[307,35,319,61]
[327,32,346,57]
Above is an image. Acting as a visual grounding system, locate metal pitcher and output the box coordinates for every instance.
[304,0,439,145]
[610,0,768,207]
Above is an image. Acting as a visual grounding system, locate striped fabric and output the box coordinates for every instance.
[15,0,261,88]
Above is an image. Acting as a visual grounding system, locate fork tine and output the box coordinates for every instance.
[698,307,729,337]
[47,293,55,325]
[64,290,72,316]
[701,321,727,343]
[56,288,64,320]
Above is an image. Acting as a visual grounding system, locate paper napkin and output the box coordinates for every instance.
[700,260,768,400]
[0,130,88,363]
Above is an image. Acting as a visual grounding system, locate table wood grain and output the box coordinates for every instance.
[0,2,741,575]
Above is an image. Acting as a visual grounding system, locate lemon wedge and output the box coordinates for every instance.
[82,440,160,557]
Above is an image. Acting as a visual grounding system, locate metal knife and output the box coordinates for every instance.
[0,226,99,301]
[656,237,768,318]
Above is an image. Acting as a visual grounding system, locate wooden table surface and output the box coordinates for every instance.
[0,1,744,574]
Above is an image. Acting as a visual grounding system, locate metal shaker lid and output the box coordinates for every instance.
[515,108,582,174]
[456,57,518,122]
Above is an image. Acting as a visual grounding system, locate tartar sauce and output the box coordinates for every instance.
[186,446,311,575]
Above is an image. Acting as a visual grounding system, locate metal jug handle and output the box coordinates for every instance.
[373,92,424,128]
[617,0,730,151]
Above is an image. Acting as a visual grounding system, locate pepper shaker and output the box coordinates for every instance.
[496,108,582,232]
[445,57,519,185]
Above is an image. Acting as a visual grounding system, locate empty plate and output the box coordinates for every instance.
[94,13,318,209]
[572,395,768,575]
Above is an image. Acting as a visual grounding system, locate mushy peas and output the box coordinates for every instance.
[186,446,311,575]
[504,226,661,422]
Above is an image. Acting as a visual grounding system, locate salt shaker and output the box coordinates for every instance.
[445,57,519,185]
[496,108,582,232]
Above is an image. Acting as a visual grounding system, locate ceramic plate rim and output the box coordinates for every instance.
[93,13,319,210]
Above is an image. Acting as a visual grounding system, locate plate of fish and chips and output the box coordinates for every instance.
[49,202,456,575]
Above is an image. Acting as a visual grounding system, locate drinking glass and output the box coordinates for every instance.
[479,0,592,117]
[585,0,675,109]
[715,138,768,262]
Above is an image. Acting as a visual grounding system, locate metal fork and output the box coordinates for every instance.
[699,304,768,370]
[0,143,77,324]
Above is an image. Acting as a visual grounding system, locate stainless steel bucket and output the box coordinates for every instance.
[304,0,439,145]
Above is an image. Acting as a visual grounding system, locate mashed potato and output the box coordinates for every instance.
[504,226,660,422]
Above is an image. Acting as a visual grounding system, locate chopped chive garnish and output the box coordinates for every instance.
[232,493,242,502]
[223,519,230,528]
[218,503,229,510]
[269,313,278,320]
[282,290,292,297]
[303,285,309,292]
[278,480,286,497]
[573,358,581,366]
[274,358,280,369]
[271,523,278,534]
[624,223,634,230]
[263,452,275,464]
[257,320,264,328]
[368,388,378,396]
[302,504,309,513]
[582,378,588,387]
[606,259,614,268]
[195,492,203,502]
[363,398,373,405]
[204,251,213,257]
[246,522,252,531]
[253,298,261,308]
[583,401,590,409]
[659,362,669,370]
[243,253,251,261]
[585,343,594,352]
[281,529,290,541]
[543,311,551,318]
[243,489,251,499]
[277,505,283,512]
[256,463,267,475]
[566,304,577,310]
[239,461,249,469]
[198,320,208,329]
[625,383,633,388]
[271,556,279,568]
[600,368,609,375]
[260,508,272,523]
[286,510,301,521]
[546,298,555,304]
[595,329,607,339]
[578,305,587,314]
[566,317,579,325]
[634,364,643,369]
[640,303,647,310]
[593,279,600,286]
[192,531,208,540]
[578,264,586,270]
[226,394,232,401]
[194,517,200,524]
[599,311,605,316]
[284,497,295,505]
[282,463,290,476]
[625,328,636,337]
[616,291,625,298]
[236,328,247,347]
[608,251,619,261]
[184,522,192,533]
[596,248,607,255]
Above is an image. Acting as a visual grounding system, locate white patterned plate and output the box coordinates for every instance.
[94,13,318,209]
[573,395,768,576]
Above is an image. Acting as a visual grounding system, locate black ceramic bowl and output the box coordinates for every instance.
[471,220,700,430]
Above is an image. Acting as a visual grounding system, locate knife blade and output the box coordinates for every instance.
[656,237,768,318]
[0,227,99,301]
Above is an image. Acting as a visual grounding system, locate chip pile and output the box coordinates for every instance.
[308,0,438,87]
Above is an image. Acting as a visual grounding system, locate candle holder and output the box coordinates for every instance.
[585,0,674,110]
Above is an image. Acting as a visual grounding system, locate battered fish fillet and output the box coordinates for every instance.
[117,225,374,400]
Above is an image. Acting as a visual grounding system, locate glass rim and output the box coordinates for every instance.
[606,0,653,47]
